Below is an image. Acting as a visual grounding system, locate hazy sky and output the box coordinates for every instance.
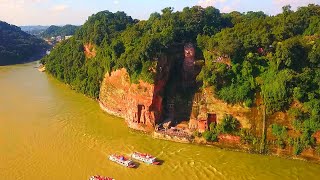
[0,0,319,26]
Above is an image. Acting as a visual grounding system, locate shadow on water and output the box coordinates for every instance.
[132,159,164,167]
[132,161,141,169]
[156,159,165,165]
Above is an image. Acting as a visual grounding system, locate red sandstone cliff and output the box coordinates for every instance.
[99,55,174,132]
[98,46,262,133]
[97,43,285,137]
[98,68,258,133]
[99,68,156,131]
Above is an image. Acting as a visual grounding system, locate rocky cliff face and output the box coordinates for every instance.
[98,67,259,133]
[99,44,292,138]
[190,88,253,128]
[99,55,174,131]
[98,44,263,133]
[99,68,156,131]
[100,44,263,134]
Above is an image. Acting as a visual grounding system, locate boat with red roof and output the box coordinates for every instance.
[89,175,114,180]
[108,154,136,168]
[131,152,160,165]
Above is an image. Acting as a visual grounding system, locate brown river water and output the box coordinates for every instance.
[0,61,319,180]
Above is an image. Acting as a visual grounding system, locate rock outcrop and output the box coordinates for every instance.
[99,55,173,131]
[84,43,96,59]
[99,68,156,131]
[98,43,261,133]
[98,43,271,136]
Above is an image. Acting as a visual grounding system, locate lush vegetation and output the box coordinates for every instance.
[270,124,288,148]
[203,114,240,142]
[196,5,320,155]
[40,25,79,38]
[42,7,231,98]
[42,5,320,155]
[0,21,48,65]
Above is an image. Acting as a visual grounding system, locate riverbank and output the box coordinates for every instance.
[38,64,46,72]
[0,50,47,66]
[38,68,320,164]
[97,99,320,164]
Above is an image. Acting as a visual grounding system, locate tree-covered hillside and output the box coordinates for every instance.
[42,5,320,155]
[0,21,48,65]
[40,25,79,38]
[41,5,320,104]
[196,5,320,153]
[42,8,231,97]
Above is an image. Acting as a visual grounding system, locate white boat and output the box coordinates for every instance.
[109,154,135,168]
[131,152,160,165]
[89,175,114,180]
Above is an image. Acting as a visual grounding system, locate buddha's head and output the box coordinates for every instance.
[184,43,195,58]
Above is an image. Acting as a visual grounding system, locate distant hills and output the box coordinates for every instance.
[0,21,48,65]
[40,25,80,38]
[20,25,49,36]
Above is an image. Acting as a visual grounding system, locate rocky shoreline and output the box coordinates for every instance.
[38,64,46,72]
[98,100,320,164]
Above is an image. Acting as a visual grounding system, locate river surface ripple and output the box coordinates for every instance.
[0,62,319,180]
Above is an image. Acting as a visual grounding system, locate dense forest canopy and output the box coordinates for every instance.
[40,24,80,38]
[42,5,320,152]
[0,21,48,65]
[42,7,232,97]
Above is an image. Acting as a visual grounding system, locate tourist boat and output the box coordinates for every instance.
[108,154,136,168]
[131,152,160,165]
[89,175,115,180]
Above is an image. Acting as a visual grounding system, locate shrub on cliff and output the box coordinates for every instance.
[316,146,320,156]
[291,130,316,155]
[240,128,256,145]
[216,115,240,134]
[293,139,304,155]
[271,124,287,139]
[270,124,288,148]
[203,115,240,142]
[193,131,202,138]
[203,130,218,142]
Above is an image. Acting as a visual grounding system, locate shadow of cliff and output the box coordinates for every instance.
[151,44,203,127]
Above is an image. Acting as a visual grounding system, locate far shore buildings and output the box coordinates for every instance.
[47,35,73,42]
[44,35,73,46]
[65,35,72,40]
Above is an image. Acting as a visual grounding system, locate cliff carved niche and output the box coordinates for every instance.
[159,43,202,126]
